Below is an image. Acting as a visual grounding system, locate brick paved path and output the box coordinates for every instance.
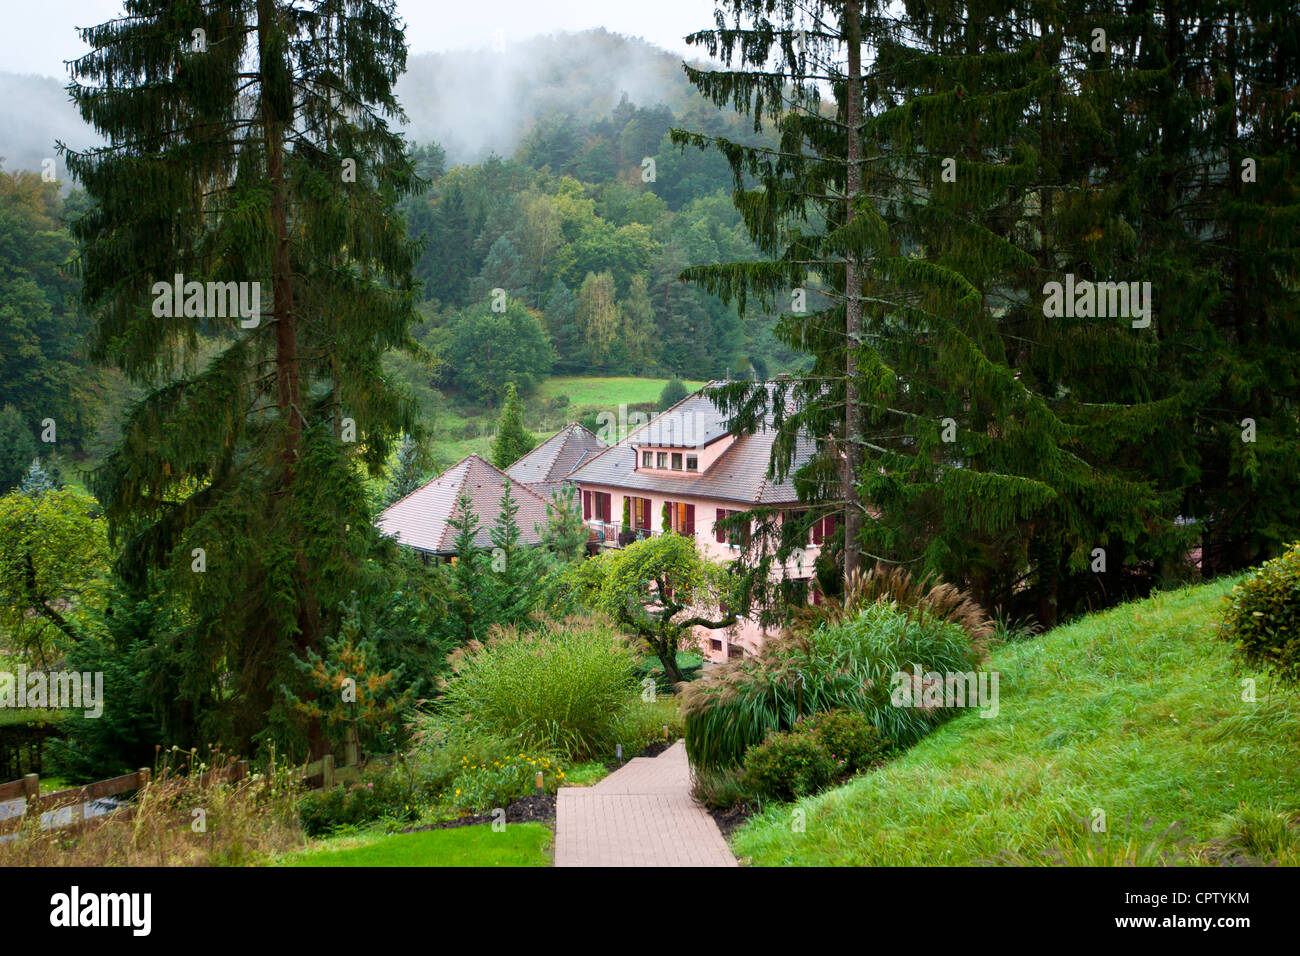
[554,740,737,867]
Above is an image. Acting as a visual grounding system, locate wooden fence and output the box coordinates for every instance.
[0,751,392,838]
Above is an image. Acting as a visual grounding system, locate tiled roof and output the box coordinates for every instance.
[567,383,816,506]
[505,422,607,486]
[377,453,550,554]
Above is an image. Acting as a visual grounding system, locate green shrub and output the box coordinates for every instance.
[742,730,839,803]
[296,767,419,836]
[441,752,564,815]
[692,765,758,810]
[799,709,886,773]
[1220,544,1300,684]
[436,619,638,760]
[683,602,977,770]
[612,698,683,755]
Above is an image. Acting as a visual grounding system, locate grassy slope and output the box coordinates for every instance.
[732,576,1300,866]
[279,823,552,867]
[536,376,706,410]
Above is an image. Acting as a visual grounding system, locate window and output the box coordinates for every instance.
[686,455,698,472]
[710,638,723,653]
[590,491,611,523]
[715,509,749,548]
[671,452,683,470]
[677,502,695,536]
[632,496,651,531]
[641,451,652,469]
[666,501,694,536]
[656,452,668,469]
[810,513,837,546]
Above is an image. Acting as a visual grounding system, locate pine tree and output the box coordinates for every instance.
[385,434,423,505]
[543,277,581,372]
[672,0,1277,624]
[62,0,422,753]
[447,490,487,643]
[490,383,537,468]
[0,405,37,494]
[539,486,588,563]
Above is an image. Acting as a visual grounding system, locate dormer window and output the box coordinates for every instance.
[642,451,652,469]
[671,452,683,470]
[657,452,668,468]
[686,455,698,472]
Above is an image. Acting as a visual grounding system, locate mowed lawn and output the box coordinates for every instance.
[280,823,552,867]
[537,376,706,411]
[732,576,1300,866]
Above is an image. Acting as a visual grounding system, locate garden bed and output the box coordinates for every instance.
[402,792,556,833]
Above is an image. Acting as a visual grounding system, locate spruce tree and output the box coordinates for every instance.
[490,383,537,468]
[62,0,422,753]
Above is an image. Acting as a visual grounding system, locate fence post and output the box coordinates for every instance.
[321,754,335,790]
[235,759,249,782]
[22,773,39,822]
[137,767,151,791]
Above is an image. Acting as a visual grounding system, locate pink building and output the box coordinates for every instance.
[567,384,825,662]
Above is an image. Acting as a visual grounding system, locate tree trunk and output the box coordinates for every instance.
[842,0,864,579]
[654,638,684,688]
[259,0,324,759]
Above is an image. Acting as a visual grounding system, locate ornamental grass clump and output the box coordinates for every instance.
[434,617,638,760]
[682,601,979,770]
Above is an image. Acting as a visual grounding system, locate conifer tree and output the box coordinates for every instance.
[490,383,537,468]
[62,0,422,753]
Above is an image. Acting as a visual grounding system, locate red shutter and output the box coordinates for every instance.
[602,494,612,523]
[583,491,591,520]
[715,509,726,544]
[683,504,695,537]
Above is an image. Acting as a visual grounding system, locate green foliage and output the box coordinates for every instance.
[798,709,886,774]
[0,172,98,452]
[490,383,537,468]
[729,579,1300,867]
[64,0,424,754]
[434,619,638,760]
[1221,543,1300,684]
[538,486,588,565]
[440,752,563,815]
[682,602,978,770]
[43,583,170,783]
[612,697,685,754]
[742,730,839,803]
[385,435,425,506]
[567,532,739,685]
[0,405,37,493]
[658,377,688,410]
[448,301,554,400]
[296,766,420,837]
[0,486,109,659]
[284,593,413,755]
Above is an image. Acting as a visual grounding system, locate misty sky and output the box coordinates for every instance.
[3,0,715,78]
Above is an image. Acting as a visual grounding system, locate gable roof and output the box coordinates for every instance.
[377,453,550,554]
[505,422,607,488]
[567,382,816,506]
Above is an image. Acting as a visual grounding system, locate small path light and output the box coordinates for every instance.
[615,744,623,762]
[535,771,544,796]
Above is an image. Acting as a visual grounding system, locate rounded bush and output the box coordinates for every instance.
[799,708,886,773]
[742,730,839,802]
[1221,543,1300,684]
